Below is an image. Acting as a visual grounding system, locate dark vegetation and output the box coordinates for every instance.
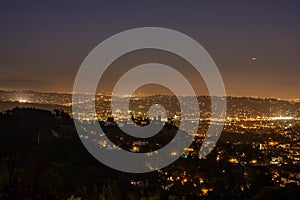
[0,107,299,199]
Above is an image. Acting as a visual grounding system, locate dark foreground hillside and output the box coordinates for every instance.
[0,107,299,200]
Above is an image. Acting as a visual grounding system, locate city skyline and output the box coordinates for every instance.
[1,1,300,199]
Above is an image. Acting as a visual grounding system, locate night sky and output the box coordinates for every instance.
[0,1,300,98]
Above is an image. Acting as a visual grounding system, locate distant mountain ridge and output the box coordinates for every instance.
[0,90,300,118]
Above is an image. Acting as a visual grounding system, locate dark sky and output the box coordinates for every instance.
[0,1,300,98]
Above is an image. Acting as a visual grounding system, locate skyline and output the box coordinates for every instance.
[1,88,300,101]
[1,1,300,98]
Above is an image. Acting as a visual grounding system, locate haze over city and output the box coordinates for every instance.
[1,1,300,98]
